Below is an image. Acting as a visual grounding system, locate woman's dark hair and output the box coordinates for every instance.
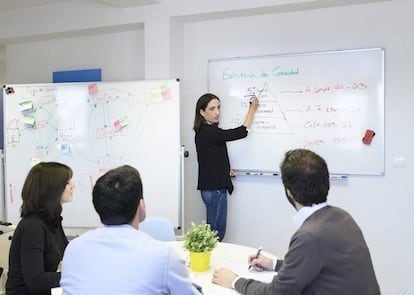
[193,93,220,132]
[92,165,143,225]
[21,162,73,219]
[280,149,330,206]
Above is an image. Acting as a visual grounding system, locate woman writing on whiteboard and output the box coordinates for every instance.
[193,93,259,241]
[6,162,74,295]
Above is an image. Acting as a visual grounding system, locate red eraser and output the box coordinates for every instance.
[362,129,375,145]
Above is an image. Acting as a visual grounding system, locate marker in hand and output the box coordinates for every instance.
[248,246,263,270]
[249,95,257,104]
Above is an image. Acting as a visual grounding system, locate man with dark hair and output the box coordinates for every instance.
[212,149,381,295]
[61,165,200,294]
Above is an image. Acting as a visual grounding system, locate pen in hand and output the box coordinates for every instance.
[248,246,263,270]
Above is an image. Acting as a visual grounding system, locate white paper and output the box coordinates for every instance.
[225,262,277,283]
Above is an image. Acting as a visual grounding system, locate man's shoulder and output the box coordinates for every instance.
[311,205,350,218]
[298,205,358,236]
[66,228,174,251]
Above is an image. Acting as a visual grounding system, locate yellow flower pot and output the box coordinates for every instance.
[190,251,211,272]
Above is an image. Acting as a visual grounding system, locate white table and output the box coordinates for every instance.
[167,241,276,295]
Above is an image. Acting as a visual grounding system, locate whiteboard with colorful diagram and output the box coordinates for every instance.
[3,79,181,227]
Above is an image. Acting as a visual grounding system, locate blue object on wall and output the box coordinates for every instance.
[53,68,102,83]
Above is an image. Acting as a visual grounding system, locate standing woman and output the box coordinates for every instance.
[6,162,74,295]
[193,93,259,241]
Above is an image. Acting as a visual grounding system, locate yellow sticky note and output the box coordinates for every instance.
[31,157,42,167]
[24,115,36,126]
[19,100,33,112]
[119,116,129,127]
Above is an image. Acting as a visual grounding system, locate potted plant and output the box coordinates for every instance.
[183,221,219,271]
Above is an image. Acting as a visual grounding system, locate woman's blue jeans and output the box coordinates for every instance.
[200,189,227,241]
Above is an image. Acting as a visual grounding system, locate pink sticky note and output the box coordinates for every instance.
[114,120,122,131]
[88,84,99,95]
[161,90,172,101]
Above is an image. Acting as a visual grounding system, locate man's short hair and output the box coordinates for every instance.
[280,149,330,206]
[92,165,143,225]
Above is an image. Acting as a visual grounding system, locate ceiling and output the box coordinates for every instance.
[0,0,161,11]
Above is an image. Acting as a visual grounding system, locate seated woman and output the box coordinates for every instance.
[6,162,74,295]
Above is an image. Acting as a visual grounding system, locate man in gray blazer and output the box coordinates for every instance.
[212,149,381,295]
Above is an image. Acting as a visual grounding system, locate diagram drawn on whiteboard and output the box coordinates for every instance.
[222,82,293,135]
[5,82,174,174]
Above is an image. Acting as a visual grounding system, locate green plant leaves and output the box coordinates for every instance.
[183,221,218,252]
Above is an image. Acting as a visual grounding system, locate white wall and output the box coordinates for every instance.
[5,30,145,83]
[0,46,5,84]
[0,0,413,293]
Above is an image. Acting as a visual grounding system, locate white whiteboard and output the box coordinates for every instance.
[3,80,181,227]
[208,48,384,175]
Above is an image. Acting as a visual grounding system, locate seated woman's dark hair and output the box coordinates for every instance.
[21,162,73,219]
